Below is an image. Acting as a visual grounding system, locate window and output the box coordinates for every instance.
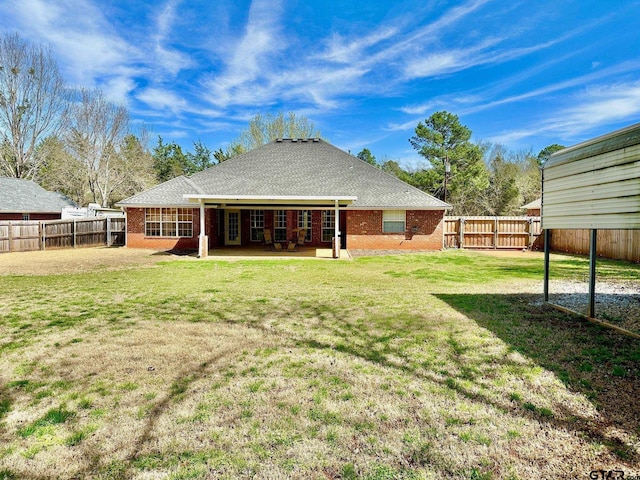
[145,208,193,237]
[250,210,264,242]
[298,210,312,241]
[321,210,335,242]
[383,210,406,233]
[274,210,287,242]
[22,213,30,221]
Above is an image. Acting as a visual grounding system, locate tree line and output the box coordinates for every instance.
[357,112,563,216]
[1,33,562,213]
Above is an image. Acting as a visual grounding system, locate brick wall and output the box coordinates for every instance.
[125,207,201,250]
[346,209,444,250]
[0,213,62,221]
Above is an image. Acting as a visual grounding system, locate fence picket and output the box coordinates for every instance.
[0,218,126,253]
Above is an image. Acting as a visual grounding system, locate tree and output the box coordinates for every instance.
[186,140,214,172]
[213,147,232,163]
[37,135,86,205]
[226,112,321,156]
[381,159,414,184]
[537,143,565,166]
[0,33,68,179]
[65,88,130,207]
[357,148,377,166]
[152,136,190,182]
[483,144,521,215]
[409,111,489,211]
[114,134,156,202]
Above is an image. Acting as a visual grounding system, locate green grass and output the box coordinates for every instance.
[0,249,638,478]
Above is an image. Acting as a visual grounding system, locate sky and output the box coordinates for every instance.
[2,0,640,168]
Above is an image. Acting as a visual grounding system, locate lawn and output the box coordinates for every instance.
[0,248,638,479]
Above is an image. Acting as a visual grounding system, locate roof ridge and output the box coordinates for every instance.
[182,175,203,194]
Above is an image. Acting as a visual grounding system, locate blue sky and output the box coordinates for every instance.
[2,0,640,167]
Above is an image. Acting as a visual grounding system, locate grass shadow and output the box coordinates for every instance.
[436,293,640,462]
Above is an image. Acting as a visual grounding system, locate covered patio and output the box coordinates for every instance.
[203,245,351,259]
[187,195,356,259]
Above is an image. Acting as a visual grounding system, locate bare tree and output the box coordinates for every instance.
[0,33,68,179]
[227,112,321,155]
[65,89,130,207]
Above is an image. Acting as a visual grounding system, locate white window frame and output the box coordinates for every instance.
[321,210,335,243]
[145,208,193,237]
[274,210,287,242]
[22,213,30,221]
[383,210,406,233]
[298,210,312,241]
[250,210,264,242]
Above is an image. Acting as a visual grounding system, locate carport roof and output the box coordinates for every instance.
[117,138,450,210]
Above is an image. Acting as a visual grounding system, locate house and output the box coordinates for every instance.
[0,177,76,221]
[116,138,450,256]
[522,198,541,216]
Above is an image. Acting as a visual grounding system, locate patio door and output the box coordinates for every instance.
[225,210,241,245]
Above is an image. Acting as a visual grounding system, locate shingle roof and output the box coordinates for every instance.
[521,198,541,209]
[0,177,76,213]
[117,139,450,209]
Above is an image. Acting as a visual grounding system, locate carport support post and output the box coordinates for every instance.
[543,229,550,302]
[589,229,597,318]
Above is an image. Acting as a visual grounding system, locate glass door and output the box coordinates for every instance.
[225,210,241,245]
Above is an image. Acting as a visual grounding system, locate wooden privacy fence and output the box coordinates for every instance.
[444,216,542,249]
[550,228,640,263]
[0,217,125,253]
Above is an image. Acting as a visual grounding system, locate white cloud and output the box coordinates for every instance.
[153,0,193,75]
[490,81,640,144]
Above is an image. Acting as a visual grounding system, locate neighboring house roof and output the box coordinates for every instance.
[117,139,450,210]
[521,198,541,210]
[0,177,76,213]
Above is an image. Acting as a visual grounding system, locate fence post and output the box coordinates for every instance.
[106,218,111,246]
[527,218,533,249]
[73,219,76,248]
[459,218,464,248]
[8,221,13,253]
[493,217,498,249]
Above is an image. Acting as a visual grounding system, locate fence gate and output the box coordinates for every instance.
[444,216,541,250]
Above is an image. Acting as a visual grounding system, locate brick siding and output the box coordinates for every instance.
[125,207,444,251]
[0,213,62,221]
[346,209,444,250]
[125,207,207,250]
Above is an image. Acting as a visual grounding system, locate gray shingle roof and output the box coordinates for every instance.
[0,177,76,213]
[117,139,450,209]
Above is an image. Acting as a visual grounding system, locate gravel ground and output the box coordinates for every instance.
[548,279,640,335]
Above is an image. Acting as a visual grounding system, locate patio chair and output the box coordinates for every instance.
[287,241,297,251]
[263,229,273,247]
[273,242,282,251]
[296,229,307,248]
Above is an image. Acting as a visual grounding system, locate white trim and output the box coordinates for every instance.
[184,194,356,202]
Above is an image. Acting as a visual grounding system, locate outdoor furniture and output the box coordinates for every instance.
[296,229,306,248]
[263,229,273,247]
[273,242,282,251]
[287,241,297,251]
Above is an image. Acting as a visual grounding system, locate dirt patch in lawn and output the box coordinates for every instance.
[0,247,191,276]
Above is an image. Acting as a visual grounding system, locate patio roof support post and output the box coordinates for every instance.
[334,199,340,259]
[589,229,597,318]
[198,200,207,258]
